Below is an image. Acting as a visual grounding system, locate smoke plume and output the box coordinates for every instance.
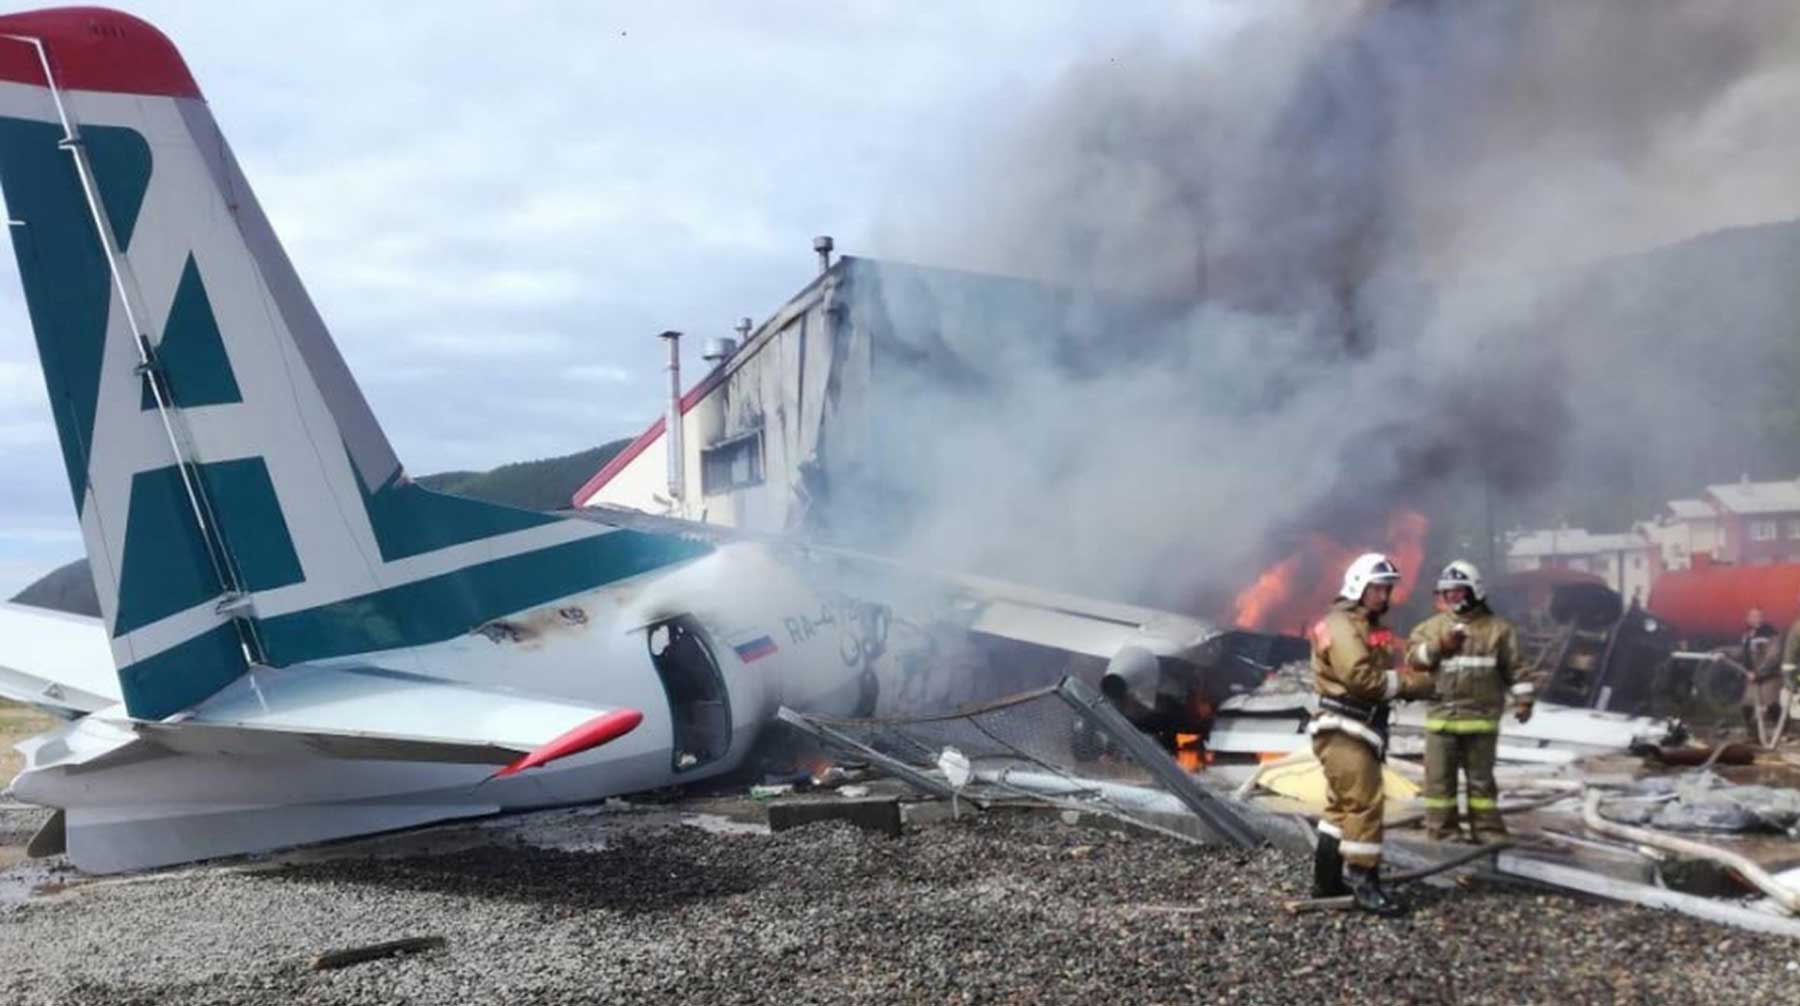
[867,0,1800,617]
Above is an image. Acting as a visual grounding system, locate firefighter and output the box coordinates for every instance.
[1309,552,1436,916]
[1407,560,1532,843]
[1736,608,1782,739]
[1780,598,1800,715]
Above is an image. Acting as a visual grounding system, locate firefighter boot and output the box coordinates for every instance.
[1312,834,1348,898]
[1345,864,1406,917]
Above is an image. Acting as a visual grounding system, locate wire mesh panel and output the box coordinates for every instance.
[780,679,1264,847]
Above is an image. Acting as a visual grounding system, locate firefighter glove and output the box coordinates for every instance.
[1437,625,1466,658]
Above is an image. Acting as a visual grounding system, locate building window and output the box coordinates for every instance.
[1751,519,1778,542]
[1787,519,1800,539]
[701,429,764,495]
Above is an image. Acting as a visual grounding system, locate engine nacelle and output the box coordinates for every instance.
[1100,645,1162,713]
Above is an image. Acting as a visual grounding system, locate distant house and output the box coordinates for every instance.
[1506,526,1660,601]
[1641,498,1723,572]
[1702,477,1800,566]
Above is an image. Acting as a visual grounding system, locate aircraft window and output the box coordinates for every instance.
[647,616,732,772]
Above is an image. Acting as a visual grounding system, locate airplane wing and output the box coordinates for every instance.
[931,569,1217,659]
[566,504,1247,711]
[0,602,121,718]
[568,504,1220,658]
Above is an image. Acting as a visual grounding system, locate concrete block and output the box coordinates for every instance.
[766,797,902,838]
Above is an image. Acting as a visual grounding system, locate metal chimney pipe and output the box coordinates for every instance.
[659,330,684,503]
[813,235,834,274]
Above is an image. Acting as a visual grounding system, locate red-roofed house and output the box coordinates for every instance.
[1640,498,1723,571]
[1703,477,1800,566]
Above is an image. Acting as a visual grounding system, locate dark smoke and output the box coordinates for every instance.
[865,0,1800,615]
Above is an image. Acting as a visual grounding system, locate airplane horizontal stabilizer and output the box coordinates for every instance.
[128,664,641,768]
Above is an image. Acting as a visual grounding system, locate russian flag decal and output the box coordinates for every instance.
[733,634,778,664]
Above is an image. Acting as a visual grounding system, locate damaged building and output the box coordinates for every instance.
[572,242,1169,550]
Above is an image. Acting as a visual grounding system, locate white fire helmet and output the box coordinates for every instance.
[1338,552,1402,601]
[1436,559,1485,602]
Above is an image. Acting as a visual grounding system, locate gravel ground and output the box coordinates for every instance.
[2,810,1798,1006]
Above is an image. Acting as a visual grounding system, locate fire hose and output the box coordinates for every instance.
[1281,839,1516,914]
[1671,652,1793,748]
[1580,787,1800,914]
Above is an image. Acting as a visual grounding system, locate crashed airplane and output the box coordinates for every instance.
[0,8,1688,875]
[0,7,1250,873]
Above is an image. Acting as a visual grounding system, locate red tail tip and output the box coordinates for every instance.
[0,8,201,99]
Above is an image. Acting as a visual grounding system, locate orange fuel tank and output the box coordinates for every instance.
[1648,563,1800,641]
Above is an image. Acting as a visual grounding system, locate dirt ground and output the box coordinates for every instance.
[0,699,56,871]
[0,699,54,786]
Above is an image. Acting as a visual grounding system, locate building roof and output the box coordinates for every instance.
[1508,527,1652,559]
[1704,478,1800,516]
[1584,532,1652,553]
[1666,498,1718,521]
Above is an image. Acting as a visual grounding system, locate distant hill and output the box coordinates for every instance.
[413,439,631,510]
[11,558,101,617]
[9,439,633,617]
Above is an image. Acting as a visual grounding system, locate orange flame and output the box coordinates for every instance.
[1231,509,1431,634]
[1384,509,1429,608]
[1231,552,1303,631]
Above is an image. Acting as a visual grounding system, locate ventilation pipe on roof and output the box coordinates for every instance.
[813,235,834,274]
[702,337,736,367]
[659,330,684,506]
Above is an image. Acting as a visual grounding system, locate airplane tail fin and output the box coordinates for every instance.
[0,10,705,719]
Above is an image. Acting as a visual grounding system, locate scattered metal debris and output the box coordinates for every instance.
[779,677,1268,849]
[309,936,446,971]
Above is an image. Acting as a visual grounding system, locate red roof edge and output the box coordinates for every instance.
[0,8,202,100]
[570,364,734,507]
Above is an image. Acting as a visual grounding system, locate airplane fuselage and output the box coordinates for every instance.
[10,539,1023,871]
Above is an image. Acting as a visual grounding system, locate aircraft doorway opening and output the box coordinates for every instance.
[647,617,732,773]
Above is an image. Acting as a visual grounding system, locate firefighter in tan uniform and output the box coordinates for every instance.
[1309,552,1436,916]
[1779,600,1800,718]
[1738,608,1783,739]
[1406,561,1533,843]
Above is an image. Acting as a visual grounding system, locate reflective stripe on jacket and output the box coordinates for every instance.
[1407,605,1526,732]
[1311,599,1432,749]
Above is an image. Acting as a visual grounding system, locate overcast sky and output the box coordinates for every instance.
[0,1,1253,593]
